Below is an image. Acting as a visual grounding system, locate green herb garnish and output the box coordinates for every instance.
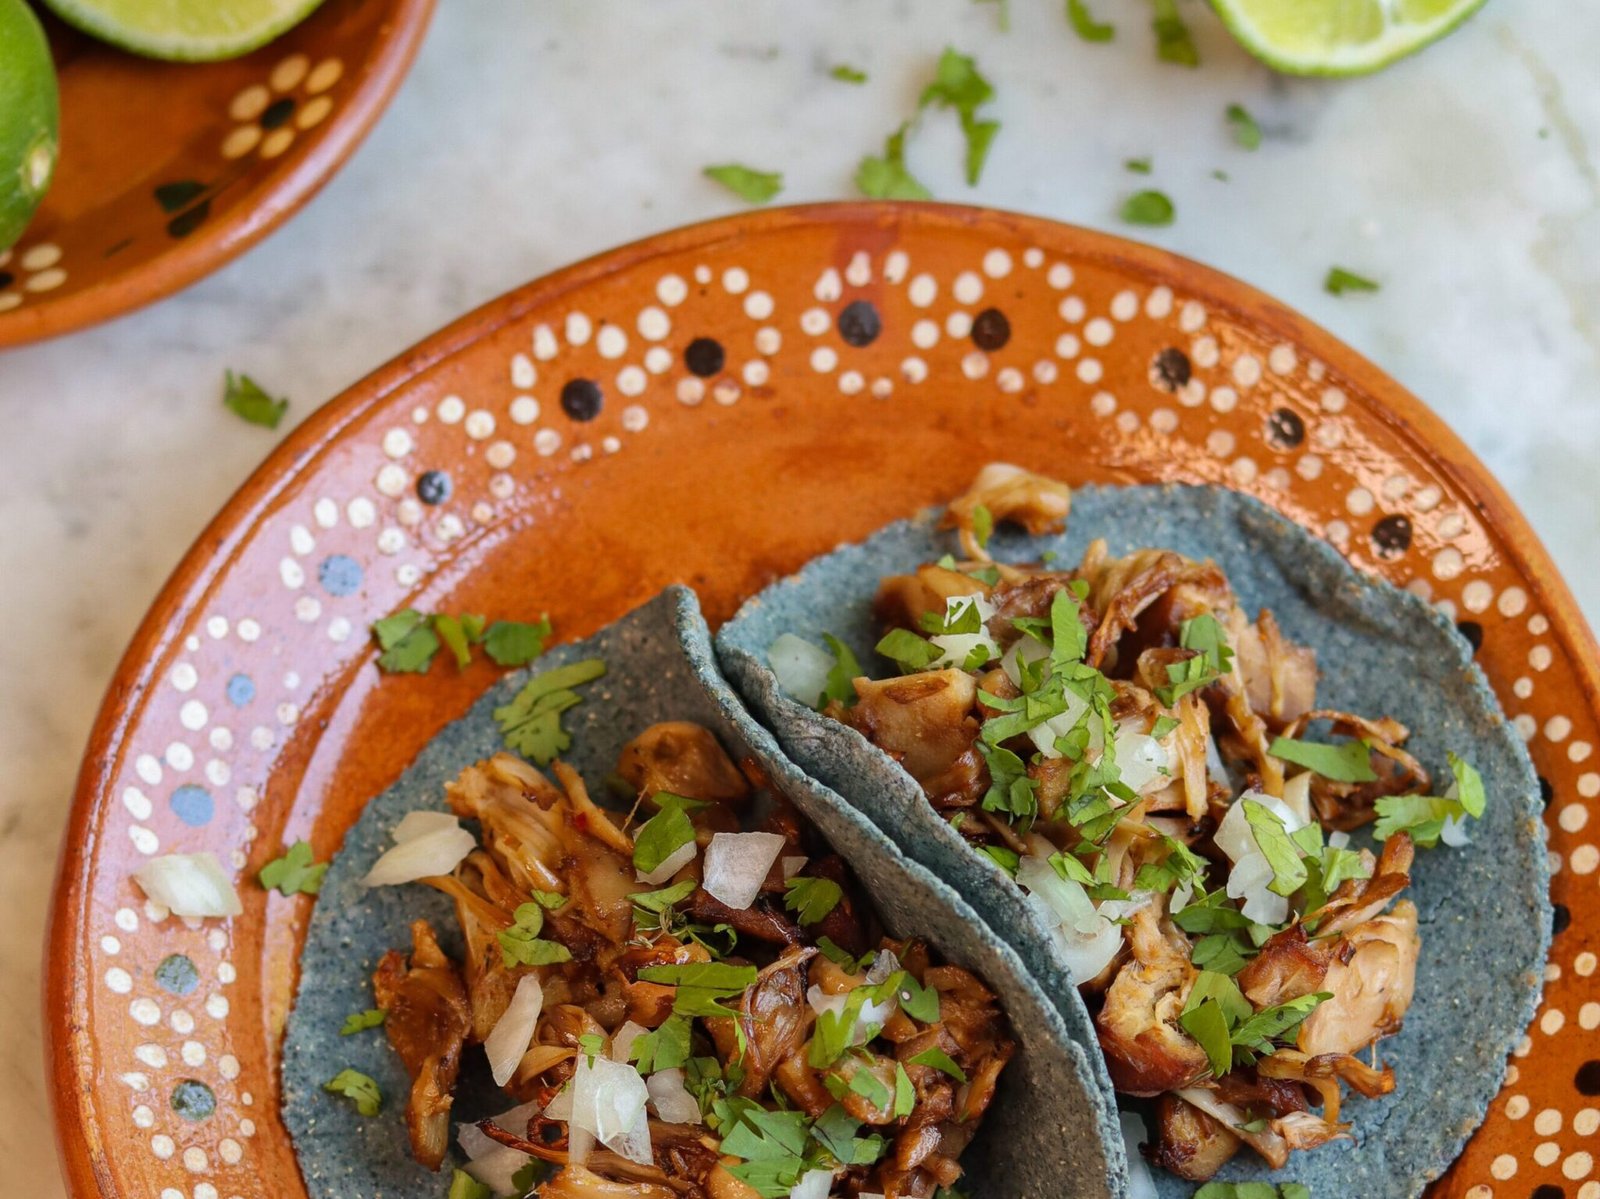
[1066,0,1114,41]
[632,793,704,876]
[830,64,868,83]
[498,901,573,968]
[1121,189,1175,227]
[784,876,844,925]
[339,1008,386,1036]
[919,47,1000,185]
[1124,156,1153,174]
[1150,0,1198,65]
[908,1046,967,1081]
[493,657,607,764]
[1226,103,1262,150]
[856,123,931,200]
[323,1068,382,1116]
[259,840,327,896]
[223,370,288,430]
[1373,752,1485,847]
[1269,735,1377,783]
[821,633,863,707]
[448,1169,492,1199]
[704,164,784,205]
[1325,267,1380,296]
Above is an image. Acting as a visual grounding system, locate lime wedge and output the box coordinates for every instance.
[0,0,59,252]
[1210,0,1488,76]
[39,0,326,62]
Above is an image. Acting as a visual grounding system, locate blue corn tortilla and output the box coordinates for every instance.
[715,483,1551,1199]
[282,586,1127,1199]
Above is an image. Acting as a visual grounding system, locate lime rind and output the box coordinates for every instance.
[0,0,59,252]
[39,0,327,62]
[1209,0,1490,76]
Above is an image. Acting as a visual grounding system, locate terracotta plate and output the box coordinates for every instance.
[46,203,1600,1199]
[0,0,433,349]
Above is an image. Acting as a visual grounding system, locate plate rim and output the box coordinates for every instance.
[0,0,437,351]
[43,199,1597,1194]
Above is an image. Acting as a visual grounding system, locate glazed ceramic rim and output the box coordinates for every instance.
[44,201,1597,1195]
[0,0,435,350]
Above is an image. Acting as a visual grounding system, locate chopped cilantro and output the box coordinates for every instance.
[857,123,931,200]
[1066,0,1114,41]
[629,1013,693,1074]
[222,370,288,430]
[323,1068,382,1116]
[784,876,844,925]
[876,627,943,672]
[908,1046,967,1081]
[1155,614,1232,703]
[1242,800,1308,897]
[1269,735,1377,783]
[483,617,553,667]
[1196,1183,1311,1199]
[1150,0,1198,65]
[1125,156,1153,174]
[1121,189,1175,227]
[1180,970,1328,1077]
[981,844,1020,874]
[339,1008,386,1035]
[630,878,697,915]
[448,1169,492,1199]
[919,48,1001,186]
[638,961,759,1018]
[493,657,607,764]
[830,64,868,83]
[372,609,441,674]
[1325,267,1380,296]
[632,793,703,876]
[577,1032,604,1061]
[1151,715,1180,739]
[498,901,573,967]
[704,164,784,205]
[893,1063,916,1116]
[374,610,546,673]
[1373,753,1485,847]
[508,1162,545,1195]
[259,840,327,896]
[821,633,863,707]
[432,613,483,670]
[1230,992,1331,1059]
[972,503,994,549]
[894,971,942,1023]
[1226,103,1262,150]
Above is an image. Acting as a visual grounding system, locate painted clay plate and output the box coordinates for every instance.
[46,203,1600,1199]
[0,0,433,349]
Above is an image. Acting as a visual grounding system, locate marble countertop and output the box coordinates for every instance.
[3,0,1596,1190]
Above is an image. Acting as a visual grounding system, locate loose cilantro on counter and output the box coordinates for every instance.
[1066,0,1115,42]
[1325,266,1380,296]
[857,123,931,200]
[704,164,784,205]
[1121,188,1176,227]
[858,47,1000,197]
[1226,102,1263,150]
[1150,0,1199,65]
[829,63,867,83]
[222,370,288,430]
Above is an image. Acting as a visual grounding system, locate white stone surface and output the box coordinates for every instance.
[1,1,1596,1190]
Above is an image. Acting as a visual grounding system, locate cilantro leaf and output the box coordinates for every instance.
[972,503,994,550]
[830,64,868,84]
[1325,267,1380,296]
[821,633,863,707]
[895,971,942,1023]
[876,627,942,672]
[893,1063,916,1117]
[259,840,327,896]
[1242,800,1309,897]
[630,878,697,914]
[1269,735,1377,783]
[633,794,702,876]
[433,613,481,670]
[372,608,440,674]
[483,617,552,667]
[448,1170,492,1199]
[339,1008,386,1035]
[1151,715,1180,739]
[1449,751,1486,817]
[704,164,784,205]
[919,48,1001,186]
[639,961,758,1018]
[498,901,573,967]
[629,1013,692,1074]
[1121,189,1175,227]
[509,1162,545,1195]
[1125,156,1153,174]
[1178,997,1233,1077]
[981,844,1020,874]
[1066,0,1115,41]
[784,876,844,925]
[908,1046,967,1081]
[1226,103,1262,150]
[1196,1184,1311,1199]
[493,657,606,764]
[857,123,931,200]
[323,1068,382,1116]
[223,370,288,430]
[1150,0,1198,65]
[1230,992,1330,1056]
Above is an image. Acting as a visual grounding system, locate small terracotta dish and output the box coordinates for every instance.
[0,0,433,349]
[45,203,1600,1198]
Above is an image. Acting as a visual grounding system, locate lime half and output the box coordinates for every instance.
[0,0,59,252]
[1210,0,1488,76]
[40,0,326,61]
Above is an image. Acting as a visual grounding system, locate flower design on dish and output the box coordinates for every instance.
[221,52,344,162]
[0,241,67,312]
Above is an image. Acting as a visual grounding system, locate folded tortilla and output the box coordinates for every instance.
[715,484,1550,1199]
[282,586,1127,1198]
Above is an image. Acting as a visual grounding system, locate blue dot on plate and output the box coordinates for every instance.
[318,554,363,597]
[170,785,214,827]
[226,673,255,707]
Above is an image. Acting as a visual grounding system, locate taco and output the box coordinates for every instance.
[281,586,1126,1198]
[715,467,1550,1198]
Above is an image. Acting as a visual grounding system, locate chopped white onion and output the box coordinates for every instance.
[864,948,901,986]
[780,854,809,880]
[569,1053,653,1166]
[1000,635,1049,689]
[392,809,462,843]
[646,1067,703,1124]
[702,831,786,910]
[929,596,1001,670]
[1016,854,1127,983]
[1328,830,1351,850]
[610,1020,648,1064]
[543,1086,573,1121]
[132,853,242,918]
[806,984,895,1044]
[1280,771,1313,825]
[361,822,477,887]
[635,838,697,886]
[790,1168,835,1199]
[1440,812,1472,847]
[1114,727,1171,794]
[1120,1111,1159,1199]
[1213,790,1306,926]
[567,1122,595,1166]
[768,634,837,708]
[1025,690,1092,759]
[484,974,544,1086]
[1205,735,1231,788]
[459,1100,541,1158]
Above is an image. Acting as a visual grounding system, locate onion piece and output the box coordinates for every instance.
[392,809,462,843]
[646,1067,702,1124]
[635,839,697,887]
[864,948,901,986]
[790,1169,835,1199]
[610,1020,648,1064]
[569,1053,653,1166]
[1215,790,1306,925]
[132,853,242,918]
[769,634,836,708]
[361,822,477,887]
[484,974,544,1086]
[459,1100,541,1193]
[1114,727,1171,794]
[780,854,809,880]
[1120,1111,1159,1199]
[806,984,895,1044]
[1016,854,1126,983]
[702,831,786,910]
[1440,813,1472,847]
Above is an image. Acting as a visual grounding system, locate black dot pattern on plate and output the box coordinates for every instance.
[1151,347,1191,390]
[1578,1060,1600,1095]
[971,307,1011,351]
[1531,1186,1565,1199]
[1371,514,1413,558]
[1540,775,1554,807]
[260,97,296,130]
[684,337,725,377]
[560,378,603,421]
[1456,620,1484,653]
[1552,904,1571,935]
[171,1079,216,1122]
[416,470,451,505]
[837,300,882,347]
[1266,407,1306,449]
